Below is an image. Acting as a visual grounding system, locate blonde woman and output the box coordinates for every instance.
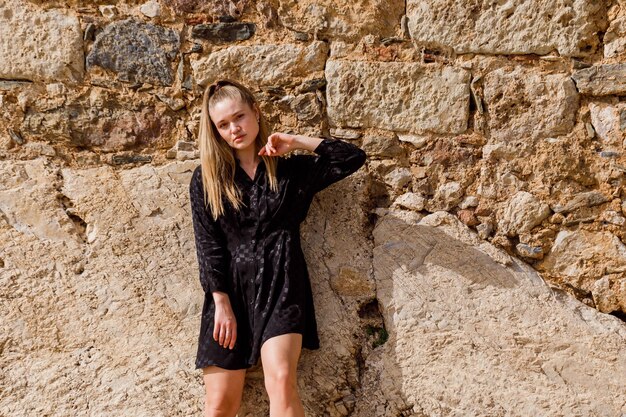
[188,78,367,417]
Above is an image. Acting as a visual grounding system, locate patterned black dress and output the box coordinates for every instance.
[189,137,367,370]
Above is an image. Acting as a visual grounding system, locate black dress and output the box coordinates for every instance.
[189,137,367,370]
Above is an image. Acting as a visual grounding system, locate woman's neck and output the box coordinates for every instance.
[235,147,260,167]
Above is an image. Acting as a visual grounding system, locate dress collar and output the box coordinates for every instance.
[235,157,265,183]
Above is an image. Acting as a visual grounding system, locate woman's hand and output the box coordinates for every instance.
[258,132,297,157]
[259,133,324,156]
[213,292,237,349]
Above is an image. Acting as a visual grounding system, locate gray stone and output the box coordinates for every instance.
[110,154,153,165]
[516,243,544,260]
[330,128,361,140]
[290,93,322,124]
[599,151,619,158]
[476,221,493,239]
[572,64,626,96]
[99,5,117,19]
[431,181,463,211]
[541,230,626,312]
[191,41,328,87]
[552,191,609,214]
[601,210,626,226]
[326,60,470,134]
[591,276,626,314]
[87,18,180,86]
[362,134,404,158]
[157,94,186,111]
[191,22,255,42]
[459,195,479,209]
[0,0,84,83]
[406,0,605,57]
[383,167,412,190]
[397,134,429,149]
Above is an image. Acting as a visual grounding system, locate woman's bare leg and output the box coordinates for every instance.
[202,366,246,417]
[260,333,305,417]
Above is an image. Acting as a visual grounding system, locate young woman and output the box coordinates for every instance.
[188,78,367,417]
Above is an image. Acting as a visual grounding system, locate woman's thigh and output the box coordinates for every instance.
[260,333,303,380]
[202,366,246,410]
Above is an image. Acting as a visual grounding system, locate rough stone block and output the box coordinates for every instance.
[407,0,606,57]
[87,18,180,86]
[483,67,579,142]
[326,60,470,134]
[191,41,328,87]
[0,0,83,82]
[269,0,404,41]
[572,64,626,96]
[373,212,626,416]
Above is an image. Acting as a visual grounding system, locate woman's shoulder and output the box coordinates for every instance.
[280,153,316,171]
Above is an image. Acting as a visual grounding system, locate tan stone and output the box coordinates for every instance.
[326,60,470,134]
[406,0,606,57]
[268,0,404,41]
[0,0,84,83]
[0,158,373,416]
[483,67,579,142]
[540,230,626,313]
[589,102,626,147]
[499,191,551,237]
[373,213,626,416]
[190,41,328,87]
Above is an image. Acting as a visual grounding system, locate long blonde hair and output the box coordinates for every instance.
[198,79,279,220]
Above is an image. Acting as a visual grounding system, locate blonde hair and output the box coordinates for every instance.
[198,79,279,220]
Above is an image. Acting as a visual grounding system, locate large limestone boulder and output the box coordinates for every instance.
[406,0,606,57]
[373,211,626,416]
[0,157,373,417]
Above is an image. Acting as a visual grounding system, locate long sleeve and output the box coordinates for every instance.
[297,137,367,196]
[189,167,229,295]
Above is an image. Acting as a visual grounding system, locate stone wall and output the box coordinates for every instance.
[1,0,625,416]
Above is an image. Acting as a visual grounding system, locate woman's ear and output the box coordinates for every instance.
[253,103,260,122]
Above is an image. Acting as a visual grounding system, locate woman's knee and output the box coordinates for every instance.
[204,402,239,417]
[264,366,298,396]
[203,366,245,417]
[205,392,242,417]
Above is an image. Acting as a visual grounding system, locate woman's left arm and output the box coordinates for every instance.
[260,132,367,194]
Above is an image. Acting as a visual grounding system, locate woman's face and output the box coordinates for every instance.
[209,97,260,152]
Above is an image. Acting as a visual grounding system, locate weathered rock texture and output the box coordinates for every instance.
[87,18,180,86]
[2,0,626,415]
[406,0,607,57]
[0,0,84,83]
[268,0,405,41]
[191,41,328,87]
[374,211,626,416]
[326,61,470,134]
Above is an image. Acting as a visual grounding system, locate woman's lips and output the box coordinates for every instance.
[234,135,245,141]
